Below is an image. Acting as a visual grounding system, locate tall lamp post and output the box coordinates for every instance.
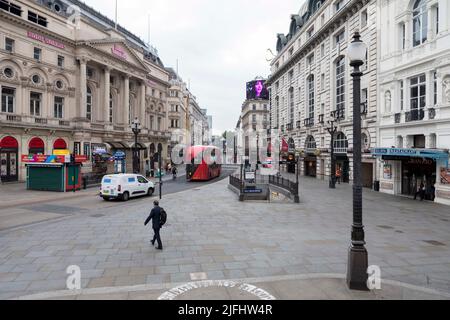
[131,118,141,174]
[256,133,260,170]
[346,31,369,291]
[326,120,338,189]
[158,143,163,200]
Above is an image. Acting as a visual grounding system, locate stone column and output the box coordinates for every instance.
[427,6,433,41]
[404,17,412,50]
[123,75,130,125]
[79,58,87,119]
[140,82,146,124]
[104,67,111,123]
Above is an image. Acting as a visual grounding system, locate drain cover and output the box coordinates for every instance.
[423,240,446,246]
[90,214,105,218]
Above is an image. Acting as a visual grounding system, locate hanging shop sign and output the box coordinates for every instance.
[21,154,88,164]
[113,151,126,160]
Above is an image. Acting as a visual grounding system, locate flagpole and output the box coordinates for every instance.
[115,0,118,30]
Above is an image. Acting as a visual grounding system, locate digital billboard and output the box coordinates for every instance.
[246,80,269,100]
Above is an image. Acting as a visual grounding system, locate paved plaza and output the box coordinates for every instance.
[1,175,450,300]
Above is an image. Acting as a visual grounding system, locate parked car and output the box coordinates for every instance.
[100,174,155,201]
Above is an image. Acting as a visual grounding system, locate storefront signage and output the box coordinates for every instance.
[244,188,263,194]
[27,31,65,49]
[113,151,126,160]
[372,148,449,162]
[383,164,392,180]
[111,44,127,60]
[22,154,87,163]
[441,168,450,185]
[244,171,255,181]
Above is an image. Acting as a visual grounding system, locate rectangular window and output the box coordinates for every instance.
[74,142,81,155]
[321,14,325,27]
[5,37,14,52]
[400,81,404,111]
[434,71,437,106]
[30,92,41,116]
[0,1,22,16]
[289,47,294,57]
[149,115,154,129]
[28,10,47,27]
[321,73,325,90]
[33,47,41,61]
[1,87,15,113]
[435,5,439,34]
[410,74,426,115]
[83,142,91,158]
[308,76,315,121]
[54,96,64,119]
[401,23,406,50]
[307,26,314,38]
[307,53,314,66]
[361,9,368,28]
[288,69,294,82]
[320,43,325,58]
[57,55,64,68]
[335,30,345,48]
[157,117,161,131]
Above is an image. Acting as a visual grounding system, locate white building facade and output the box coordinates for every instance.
[267,0,378,186]
[375,0,450,205]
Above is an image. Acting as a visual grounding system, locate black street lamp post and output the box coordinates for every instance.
[131,118,141,174]
[347,31,369,291]
[326,120,338,189]
[256,133,260,170]
[158,143,163,200]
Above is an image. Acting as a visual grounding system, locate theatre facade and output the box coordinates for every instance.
[0,0,172,182]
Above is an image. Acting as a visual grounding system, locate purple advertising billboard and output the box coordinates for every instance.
[246,80,269,100]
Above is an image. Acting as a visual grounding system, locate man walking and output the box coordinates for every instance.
[145,200,163,250]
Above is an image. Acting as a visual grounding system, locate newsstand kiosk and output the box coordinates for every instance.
[22,153,88,192]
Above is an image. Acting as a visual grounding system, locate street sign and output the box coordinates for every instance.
[244,188,263,194]
[244,171,255,180]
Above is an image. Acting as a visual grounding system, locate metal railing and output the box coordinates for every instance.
[395,113,401,124]
[331,108,345,121]
[318,114,324,124]
[405,109,425,122]
[269,175,298,198]
[229,175,242,190]
[304,117,314,127]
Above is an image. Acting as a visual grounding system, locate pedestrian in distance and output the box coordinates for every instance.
[414,182,425,201]
[144,200,167,250]
[172,166,178,180]
[336,168,342,184]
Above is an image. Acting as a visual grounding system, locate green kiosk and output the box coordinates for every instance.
[23,154,87,192]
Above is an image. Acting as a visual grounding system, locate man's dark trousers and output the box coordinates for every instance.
[152,227,162,248]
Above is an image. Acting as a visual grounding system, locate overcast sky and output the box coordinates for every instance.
[86,0,304,135]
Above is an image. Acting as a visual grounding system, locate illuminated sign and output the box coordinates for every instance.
[111,44,127,60]
[27,31,65,49]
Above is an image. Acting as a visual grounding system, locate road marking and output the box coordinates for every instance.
[190,272,208,281]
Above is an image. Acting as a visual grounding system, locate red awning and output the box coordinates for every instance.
[29,137,44,149]
[53,138,67,150]
[0,136,18,148]
[281,138,289,153]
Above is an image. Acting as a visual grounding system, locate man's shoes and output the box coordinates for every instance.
[151,240,155,246]
[156,247,163,250]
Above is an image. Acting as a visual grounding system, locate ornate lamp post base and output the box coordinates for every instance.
[347,245,369,291]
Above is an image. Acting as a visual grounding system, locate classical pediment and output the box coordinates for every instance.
[84,39,149,72]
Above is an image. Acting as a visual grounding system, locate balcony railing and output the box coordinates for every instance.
[405,109,425,122]
[296,120,301,129]
[334,147,348,154]
[5,114,22,122]
[286,123,294,131]
[361,102,368,116]
[304,117,314,127]
[35,118,47,124]
[395,113,401,124]
[281,125,285,133]
[331,108,345,121]
[318,114,324,124]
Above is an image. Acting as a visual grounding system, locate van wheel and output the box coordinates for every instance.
[147,188,154,197]
[122,192,130,202]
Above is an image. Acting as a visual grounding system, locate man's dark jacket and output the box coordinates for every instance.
[145,206,162,229]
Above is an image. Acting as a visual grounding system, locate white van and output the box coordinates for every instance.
[100,174,155,201]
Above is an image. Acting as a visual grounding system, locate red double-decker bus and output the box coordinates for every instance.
[186,145,222,181]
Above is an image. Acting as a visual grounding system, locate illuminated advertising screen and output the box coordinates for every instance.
[246,80,269,100]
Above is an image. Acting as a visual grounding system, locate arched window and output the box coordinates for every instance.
[307,75,315,122]
[305,136,316,150]
[413,0,427,47]
[335,57,345,117]
[86,86,92,121]
[334,132,348,153]
[109,93,114,123]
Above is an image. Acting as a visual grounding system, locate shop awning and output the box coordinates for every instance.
[371,148,449,166]
[131,142,147,150]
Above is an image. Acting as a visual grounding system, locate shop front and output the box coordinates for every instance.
[335,154,350,183]
[372,148,449,202]
[304,156,317,177]
[0,136,19,182]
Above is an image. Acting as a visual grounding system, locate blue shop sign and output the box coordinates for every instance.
[113,151,126,160]
[244,188,263,194]
[371,148,449,166]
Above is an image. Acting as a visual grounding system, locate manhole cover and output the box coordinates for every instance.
[423,240,446,246]
[90,214,105,218]
[377,225,394,230]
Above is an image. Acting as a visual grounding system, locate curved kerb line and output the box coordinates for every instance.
[12,273,450,300]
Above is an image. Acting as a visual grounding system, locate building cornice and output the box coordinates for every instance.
[267,0,370,86]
